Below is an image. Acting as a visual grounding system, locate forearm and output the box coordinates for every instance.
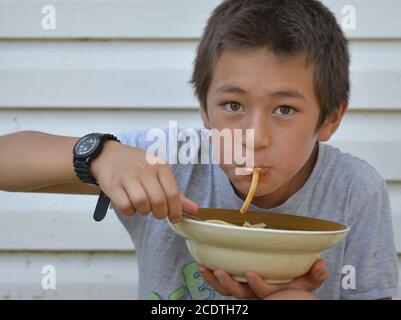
[0,131,80,192]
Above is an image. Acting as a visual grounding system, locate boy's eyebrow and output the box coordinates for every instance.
[215,83,306,100]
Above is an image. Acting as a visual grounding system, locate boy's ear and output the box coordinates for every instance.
[317,100,349,142]
[200,105,211,129]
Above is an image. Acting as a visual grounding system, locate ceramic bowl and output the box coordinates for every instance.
[168,208,349,284]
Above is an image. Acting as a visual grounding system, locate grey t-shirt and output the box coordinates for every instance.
[112,128,398,300]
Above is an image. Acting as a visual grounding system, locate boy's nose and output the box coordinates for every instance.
[247,115,271,150]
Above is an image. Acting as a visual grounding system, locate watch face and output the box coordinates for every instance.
[74,135,100,157]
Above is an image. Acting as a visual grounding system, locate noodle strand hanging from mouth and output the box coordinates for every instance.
[240,168,261,214]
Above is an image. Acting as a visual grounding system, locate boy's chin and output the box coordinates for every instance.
[231,179,276,199]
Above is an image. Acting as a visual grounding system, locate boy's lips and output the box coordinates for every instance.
[235,166,271,179]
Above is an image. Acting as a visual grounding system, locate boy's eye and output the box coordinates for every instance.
[273,105,297,116]
[221,102,245,113]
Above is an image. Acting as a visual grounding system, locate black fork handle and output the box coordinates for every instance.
[93,190,110,222]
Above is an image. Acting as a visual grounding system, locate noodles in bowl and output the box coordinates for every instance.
[205,219,267,229]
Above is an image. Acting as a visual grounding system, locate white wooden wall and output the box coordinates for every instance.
[0,0,400,299]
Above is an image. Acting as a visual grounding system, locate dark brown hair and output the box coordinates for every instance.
[189,0,350,129]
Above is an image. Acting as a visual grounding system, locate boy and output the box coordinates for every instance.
[0,0,398,300]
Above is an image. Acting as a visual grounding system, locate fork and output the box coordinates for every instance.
[182,211,203,221]
[93,191,203,223]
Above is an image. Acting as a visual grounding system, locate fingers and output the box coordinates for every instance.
[308,259,329,287]
[141,175,169,220]
[158,165,182,223]
[98,145,198,222]
[119,172,198,223]
[244,260,329,299]
[311,259,326,274]
[245,272,282,298]
[109,186,136,216]
[123,181,151,215]
[213,270,257,299]
[197,266,229,296]
[291,259,329,291]
[198,266,256,299]
[198,263,328,300]
[157,165,199,222]
[181,194,199,214]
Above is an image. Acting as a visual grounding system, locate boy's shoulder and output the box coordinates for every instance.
[322,142,387,202]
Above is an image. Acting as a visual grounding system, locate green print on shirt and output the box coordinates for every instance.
[149,261,215,300]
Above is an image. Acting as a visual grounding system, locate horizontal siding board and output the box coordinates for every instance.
[334,111,401,142]
[2,40,400,71]
[0,0,219,40]
[0,41,196,69]
[351,71,401,110]
[324,0,401,40]
[0,109,203,135]
[0,0,400,40]
[0,41,400,109]
[0,192,135,251]
[0,69,197,108]
[0,252,138,299]
[1,68,398,109]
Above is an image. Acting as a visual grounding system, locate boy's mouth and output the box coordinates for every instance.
[235,166,271,179]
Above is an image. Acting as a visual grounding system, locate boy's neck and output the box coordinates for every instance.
[233,142,319,210]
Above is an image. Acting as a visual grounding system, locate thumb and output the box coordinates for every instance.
[181,194,199,214]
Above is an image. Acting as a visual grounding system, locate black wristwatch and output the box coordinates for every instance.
[73,133,120,185]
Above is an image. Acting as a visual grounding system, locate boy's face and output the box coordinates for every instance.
[201,48,345,207]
